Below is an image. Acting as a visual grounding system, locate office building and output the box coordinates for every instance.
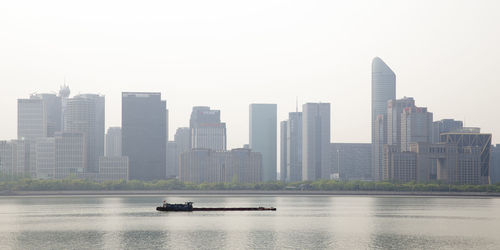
[54,132,86,179]
[373,114,386,181]
[35,137,56,179]
[387,97,415,146]
[490,144,500,184]
[179,149,226,184]
[372,57,396,182]
[64,94,105,172]
[0,141,14,176]
[280,120,287,181]
[440,132,491,184]
[31,93,62,137]
[225,148,262,183]
[17,98,47,140]
[98,156,129,181]
[105,127,121,157]
[302,103,330,180]
[179,148,262,184]
[166,141,178,178]
[431,119,464,143]
[122,92,167,180]
[400,106,433,151]
[190,107,226,151]
[249,103,277,181]
[330,143,371,181]
[285,112,303,182]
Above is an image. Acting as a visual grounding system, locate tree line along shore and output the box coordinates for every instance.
[1,176,500,193]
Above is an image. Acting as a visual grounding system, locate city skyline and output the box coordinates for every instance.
[1,1,500,149]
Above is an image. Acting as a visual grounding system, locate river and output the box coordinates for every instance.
[0,195,499,249]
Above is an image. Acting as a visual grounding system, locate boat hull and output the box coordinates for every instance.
[156,206,276,212]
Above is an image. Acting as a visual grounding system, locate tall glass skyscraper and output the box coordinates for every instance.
[249,104,277,182]
[302,103,330,181]
[122,92,167,180]
[371,57,396,180]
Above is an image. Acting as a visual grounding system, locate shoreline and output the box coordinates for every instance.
[1,190,500,197]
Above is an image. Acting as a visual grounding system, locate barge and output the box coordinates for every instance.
[156,201,276,212]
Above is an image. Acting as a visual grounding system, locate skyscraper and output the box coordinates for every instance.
[64,94,105,172]
[387,97,415,145]
[122,92,167,180]
[400,106,433,151]
[105,127,121,157]
[280,120,287,181]
[287,112,302,182]
[249,104,277,182]
[189,106,226,151]
[302,103,330,181]
[54,132,86,179]
[372,57,396,181]
[17,98,47,140]
[31,93,62,137]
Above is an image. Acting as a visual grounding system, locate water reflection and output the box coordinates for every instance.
[0,195,499,249]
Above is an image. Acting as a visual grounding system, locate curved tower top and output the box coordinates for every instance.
[371,57,396,142]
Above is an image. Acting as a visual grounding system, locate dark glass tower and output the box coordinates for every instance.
[122,92,167,180]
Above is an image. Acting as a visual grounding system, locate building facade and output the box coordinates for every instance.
[64,94,105,172]
[330,143,371,181]
[17,98,47,140]
[302,103,330,181]
[249,104,277,181]
[122,92,167,180]
[105,127,121,157]
[371,57,396,181]
[190,107,226,151]
[98,156,129,181]
[54,132,86,179]
[179,148,262,184]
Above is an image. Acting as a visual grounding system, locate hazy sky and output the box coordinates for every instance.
[1,0,500,148]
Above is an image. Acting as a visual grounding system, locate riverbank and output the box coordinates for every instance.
[2,190,500,197]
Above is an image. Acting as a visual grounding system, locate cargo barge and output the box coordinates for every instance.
[156,201,276,212]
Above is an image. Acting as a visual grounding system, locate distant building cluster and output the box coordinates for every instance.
[1,57,499,185]
[371,58,496,185]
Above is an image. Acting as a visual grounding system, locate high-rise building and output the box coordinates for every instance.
[17,98,47,140]
[387,97,415,145]
[490,144,500,184]
[166,141,178,178]
[440,132,491,184]
[31,93,62,137]
[249,104,277,181]
[179,148,262,184]
[400,106,433,151]
[0,141,14,176]
[431,119,463,143]
[226,148,262,183]
[280,120,287,182]
[64,94,105,172]
[122,92,167,180]
[373,114,386,181]
[35,137,56,179]
[286,112,302,182]
[54,132,86,179]
[189,107,226,151]
[98,156,129,181]
[372,58,396,143]
[179,149,226,184]
[371,57,396,181]
[330,143,372,181]
[302,103,330,181]
[105,127,121,157]
[175,127,191,154]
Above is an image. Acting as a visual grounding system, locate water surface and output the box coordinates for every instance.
[0,195,499,249]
